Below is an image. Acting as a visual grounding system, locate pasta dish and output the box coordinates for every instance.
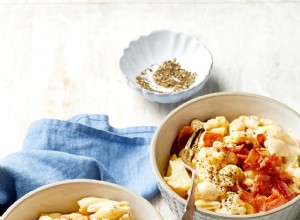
[39,197,134,220]
[164,115,300,214]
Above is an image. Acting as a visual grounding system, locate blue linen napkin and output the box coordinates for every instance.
[0,114,158,213]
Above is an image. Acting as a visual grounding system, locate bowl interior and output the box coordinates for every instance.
[3,180,163,220]
[151,92,300,218]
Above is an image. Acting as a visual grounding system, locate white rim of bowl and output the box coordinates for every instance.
[119,29,213,96]
[150,91,300,218]
[2,179,163,219]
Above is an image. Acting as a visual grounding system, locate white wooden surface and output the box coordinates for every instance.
[0,1,300,219]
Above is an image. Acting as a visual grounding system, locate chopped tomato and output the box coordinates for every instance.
[257,133,266,147]
[230,145,247,153]
[252,173,272,196]
[238,187,255,205]
[236,148,250,156]
[238,186,263,213]
[225,145,249,162]
[239,185,286,213]
[237,154,248,160]
[238,150,296,214]
[273,179,296,200]
[177,126,194,149]
[259,154,290,180]
[203,131,223,147]
[242,149,262,170]
[253,195,267,212]
[265,192,287,211]
[244,143,255,150]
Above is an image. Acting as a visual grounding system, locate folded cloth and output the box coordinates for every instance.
[0,114,158,213]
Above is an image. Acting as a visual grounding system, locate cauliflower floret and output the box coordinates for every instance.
[230,117,246,133]
[196,165,226,196]
[194,143,227,169]
[286,167,300,193]
[196,164,218,183]
[219,165,244,187]
[264,138,290,157]
[224,131,256,145]
[230,115,261,133]
[194,141,239,171]
[259,118,275,126]
[244,116,260,130]
[242,170,257,187]
[196,181,225,201]
[212,141,239,165]
[226,151,239,165]
[164,154,191,197]
[259,124,300,165]
[257,124,285,140]
[216,192,247,215]
[204,116,229,136]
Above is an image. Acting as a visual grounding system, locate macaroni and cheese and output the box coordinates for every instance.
[39,197,134,220]
[164,115,300,214]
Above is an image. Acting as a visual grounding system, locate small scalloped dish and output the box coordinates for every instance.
[119,30,213,104]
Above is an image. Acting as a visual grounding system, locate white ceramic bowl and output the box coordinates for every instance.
[151,92,300,220]
[2,179,163,220]
[119,30,213,104]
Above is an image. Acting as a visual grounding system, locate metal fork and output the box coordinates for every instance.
[180,128,204,220]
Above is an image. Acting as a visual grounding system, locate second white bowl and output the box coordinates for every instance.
[119,30,213,104]
[2,179,163,220]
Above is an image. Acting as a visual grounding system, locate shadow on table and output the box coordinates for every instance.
[178,70,221,105]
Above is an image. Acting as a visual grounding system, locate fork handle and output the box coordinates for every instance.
[181,171,197,220]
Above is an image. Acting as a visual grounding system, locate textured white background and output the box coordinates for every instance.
[0,1,300,219]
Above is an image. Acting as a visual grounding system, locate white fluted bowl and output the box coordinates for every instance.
[2,180,163,220]
[119,30,213,104]
[151,92,300,220]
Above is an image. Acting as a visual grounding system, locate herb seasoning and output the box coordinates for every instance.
[136,59,197,93]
